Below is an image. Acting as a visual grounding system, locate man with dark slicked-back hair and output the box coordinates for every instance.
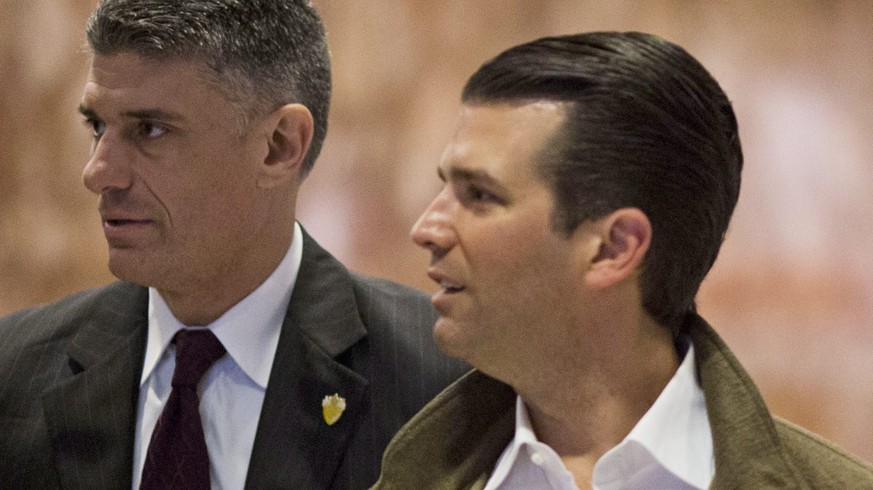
[373,32,873,489]
[0,1,467,488]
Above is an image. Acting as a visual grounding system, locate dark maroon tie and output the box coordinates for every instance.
[141,329,226,490]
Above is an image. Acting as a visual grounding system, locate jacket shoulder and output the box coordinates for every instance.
[0,282,146,489]
[348,273,439,337]
[350,273,433,307]
[0,282,144,348]
[774,417,873,487]
[374,371,514,489]
[346,271,468,391]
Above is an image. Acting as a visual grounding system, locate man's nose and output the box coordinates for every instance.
[82,132,132,194]
[411,188,457,255]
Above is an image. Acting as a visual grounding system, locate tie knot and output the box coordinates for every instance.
[172,329,226,388]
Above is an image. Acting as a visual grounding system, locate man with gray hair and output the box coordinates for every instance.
[0,1,466,488]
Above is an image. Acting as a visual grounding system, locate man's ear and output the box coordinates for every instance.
[584,208,652,289]
[258,103,314,188]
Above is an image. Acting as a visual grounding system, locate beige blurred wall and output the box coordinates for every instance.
[2,0,872,461]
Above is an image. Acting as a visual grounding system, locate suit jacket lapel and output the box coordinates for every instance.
[41,283,148,490]
[246,231,369,489]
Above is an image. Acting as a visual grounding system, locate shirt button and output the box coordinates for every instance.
[530,452,545,466]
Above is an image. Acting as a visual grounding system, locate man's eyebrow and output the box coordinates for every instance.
[76,105,183,122]
[78,104,96,118]
[439,166,502,187]
[122,108,184,121]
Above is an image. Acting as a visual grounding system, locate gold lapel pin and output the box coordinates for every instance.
[322,393,346,426]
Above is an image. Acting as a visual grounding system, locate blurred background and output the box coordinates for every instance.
[2,0,872,461]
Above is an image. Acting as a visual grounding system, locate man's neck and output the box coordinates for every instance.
[516,316,679,485]
[159,227,295,326]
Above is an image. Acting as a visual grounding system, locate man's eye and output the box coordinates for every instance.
[138,122,167,138]
[470,187,494,201]
[460,184,499,205]
[85,118,105,138]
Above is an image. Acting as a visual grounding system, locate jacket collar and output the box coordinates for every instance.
[687,314,802,488]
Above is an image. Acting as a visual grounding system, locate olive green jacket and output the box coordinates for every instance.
[373,314,873,489]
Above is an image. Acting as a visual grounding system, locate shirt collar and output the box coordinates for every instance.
[594,339,713,489]
[141,222,304,389]
[485,395,545,486]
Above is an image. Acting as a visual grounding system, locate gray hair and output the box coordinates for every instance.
[86,0,331,176]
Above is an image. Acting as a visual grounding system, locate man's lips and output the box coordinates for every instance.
[103,218,153,228]
[104,218,151,226]
[427,270,465,293]
[439,281,464,293]
[100,216,155,243]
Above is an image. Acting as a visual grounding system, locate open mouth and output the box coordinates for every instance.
[440,281,465,293]
[106,219,150,226]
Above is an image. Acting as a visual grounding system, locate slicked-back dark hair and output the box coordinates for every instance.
[463,32,743,335]
[86,0,331,177]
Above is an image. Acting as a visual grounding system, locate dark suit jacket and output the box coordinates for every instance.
[0,231,468,489]
[372,314,873,489]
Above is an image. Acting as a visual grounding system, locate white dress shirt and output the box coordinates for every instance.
[132,223,304,490]
[484,341,714,490]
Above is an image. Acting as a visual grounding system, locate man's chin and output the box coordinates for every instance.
[106,252,156,286]
[433,318,472,361]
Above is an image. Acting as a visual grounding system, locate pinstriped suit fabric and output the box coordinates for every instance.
[0,231,468,489]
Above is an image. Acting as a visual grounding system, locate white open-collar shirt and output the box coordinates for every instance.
[484,340,714,490]
[132,222,304,490]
